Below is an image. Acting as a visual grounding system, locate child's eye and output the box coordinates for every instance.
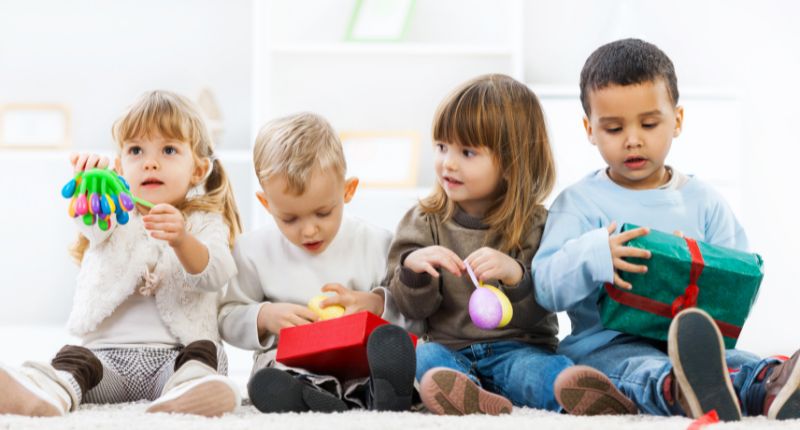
[435,143,446,152]
[642,122,659,129]
[163,145,177,155]
[281,217,297,224]
[605,127,622,134]
[316,211,332,218]
[128,146,142,155]
[462,149,476,157]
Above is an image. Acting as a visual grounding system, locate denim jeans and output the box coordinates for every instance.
[578,334,779,416]
[416,340,572,411]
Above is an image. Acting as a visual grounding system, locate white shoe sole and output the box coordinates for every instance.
[147,375,239,417]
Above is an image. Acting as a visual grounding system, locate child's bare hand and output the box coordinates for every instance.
[465,247,523,285]
[70,152,110,172]
[607,221,651,290]
[404,246,465,278]
[320,283,384,316]
[142,203,186,247]
[257,302,318,336]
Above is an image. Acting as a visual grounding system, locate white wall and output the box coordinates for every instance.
[1,1,798,356]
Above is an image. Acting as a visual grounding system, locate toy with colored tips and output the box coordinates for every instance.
[465,260,513,330]
[61,168,154,231]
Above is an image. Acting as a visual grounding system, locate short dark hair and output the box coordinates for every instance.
[580,38,679,116]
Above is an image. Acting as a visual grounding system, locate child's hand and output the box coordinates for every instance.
[257,302,319,337]
[607,221,652,290]
[465,247,523,286]
[404,246,465,278]
[70,152,110,172]
[319,283,385,316]
[142,203,187,247]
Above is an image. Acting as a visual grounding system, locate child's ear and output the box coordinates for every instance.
[673,105,685,138]
[583,116,597,146]
[255,190,271,213]
[192,157,211,185]
[343,177,359,204]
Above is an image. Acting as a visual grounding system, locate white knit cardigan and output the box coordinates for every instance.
[67,210,237,344]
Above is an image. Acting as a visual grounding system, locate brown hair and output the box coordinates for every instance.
[420,74,556,253]
[70,90,242,263]
[253,112,345,195]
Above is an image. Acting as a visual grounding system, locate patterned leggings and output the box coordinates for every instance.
[68,344,228,405]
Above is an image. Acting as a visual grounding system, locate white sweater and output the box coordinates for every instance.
[218,216,412,352]
[67,210,237,345]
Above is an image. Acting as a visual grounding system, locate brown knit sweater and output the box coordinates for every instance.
[385,205,559,351]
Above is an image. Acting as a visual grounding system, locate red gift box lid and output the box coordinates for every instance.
[276,311,417,380]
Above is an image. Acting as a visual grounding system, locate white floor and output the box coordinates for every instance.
[1,326,799,429]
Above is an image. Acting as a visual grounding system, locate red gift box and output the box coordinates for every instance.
[276,311,417,380]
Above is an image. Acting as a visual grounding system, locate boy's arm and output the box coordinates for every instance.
[704,194,749,251]
[218,240,273,351]
[385,207,442,320]
[532,210,615,312]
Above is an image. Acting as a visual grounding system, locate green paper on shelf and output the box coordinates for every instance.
[598,223,763,348]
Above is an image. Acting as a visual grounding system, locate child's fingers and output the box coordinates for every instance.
[321,283,348,295]
[294,306,318,323]
[435,255,462,276]
[613,258,648,274]
[606,221,618,235]
[423,263,440,278]
[320,294,346,308]
[73,153,89,172]
[613,273,633,290]
[615,246,651,259]
[615,227,650,244]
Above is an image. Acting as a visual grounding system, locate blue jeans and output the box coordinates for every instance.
[578,334,779,416]
[416,340,572,411]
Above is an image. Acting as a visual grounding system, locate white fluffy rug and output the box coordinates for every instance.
[0,404,797,430]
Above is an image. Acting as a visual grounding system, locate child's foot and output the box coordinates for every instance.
[765,350,800,420]
[147,361,239,417]
[366,324,416,411]
[668,308,741,421]
[247,368,347,413]
[554,365,637,415]
[0,363,71,417]
[419,367,512,415]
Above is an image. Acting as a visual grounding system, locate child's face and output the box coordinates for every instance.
[257,167,357,255]
[115,134,207,207]
[434,140,503,217]
[584,79,684,190]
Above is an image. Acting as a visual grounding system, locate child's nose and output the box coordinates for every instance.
[443,153,458,171]
[143,158,159,170]
[301,222,317,237]
[625,133,643,148]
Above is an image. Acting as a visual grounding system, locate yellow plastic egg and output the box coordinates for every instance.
[308,294,345,320]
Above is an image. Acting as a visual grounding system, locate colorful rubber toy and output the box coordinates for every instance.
[308,294,345,320]
[61,168,153,231]
[465,260,513,330]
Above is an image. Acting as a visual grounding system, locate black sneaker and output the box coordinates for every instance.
[765,350,800,420]
[366,325,416,411]
[247,368,347,413]
[668,308,742,421]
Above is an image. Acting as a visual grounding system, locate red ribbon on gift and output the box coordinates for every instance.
[603,236,743,340]
[670,238,704,316]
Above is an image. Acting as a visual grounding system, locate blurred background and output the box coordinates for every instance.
[1,0,798,375]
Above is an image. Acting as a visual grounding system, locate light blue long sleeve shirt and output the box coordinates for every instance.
[532,169,748,362]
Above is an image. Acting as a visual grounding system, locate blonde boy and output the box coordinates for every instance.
[219,112,416,412]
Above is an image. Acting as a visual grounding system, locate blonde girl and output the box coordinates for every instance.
[0,90,241,417]
[386,74,572,415]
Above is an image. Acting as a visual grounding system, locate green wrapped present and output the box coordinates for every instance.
[598,223,763,348]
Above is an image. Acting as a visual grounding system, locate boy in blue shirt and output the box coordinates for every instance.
[533,38,799,421]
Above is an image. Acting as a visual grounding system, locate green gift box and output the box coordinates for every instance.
[598,223,764,348]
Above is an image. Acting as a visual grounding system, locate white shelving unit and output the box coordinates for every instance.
[249,0,524,228]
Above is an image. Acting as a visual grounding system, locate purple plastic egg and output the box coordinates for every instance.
[119,193,134,211]
[90,193,101,215]
[469,287,502,330]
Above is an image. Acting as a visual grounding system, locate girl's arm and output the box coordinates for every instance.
[144,206,236,293]
[385,207,451,320]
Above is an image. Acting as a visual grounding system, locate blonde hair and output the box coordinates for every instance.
[253,112,345,195]
[70,90,242,263]
[421,74,556,253]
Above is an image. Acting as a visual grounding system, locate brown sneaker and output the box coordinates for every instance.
[765,351,800,420]
[554,365,637,415]
[419,368,512,415]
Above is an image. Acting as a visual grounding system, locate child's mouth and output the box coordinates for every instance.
[443,176,463,188]
[624,156,647,169]
[303,241,323,251]
[141,178,164,188]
